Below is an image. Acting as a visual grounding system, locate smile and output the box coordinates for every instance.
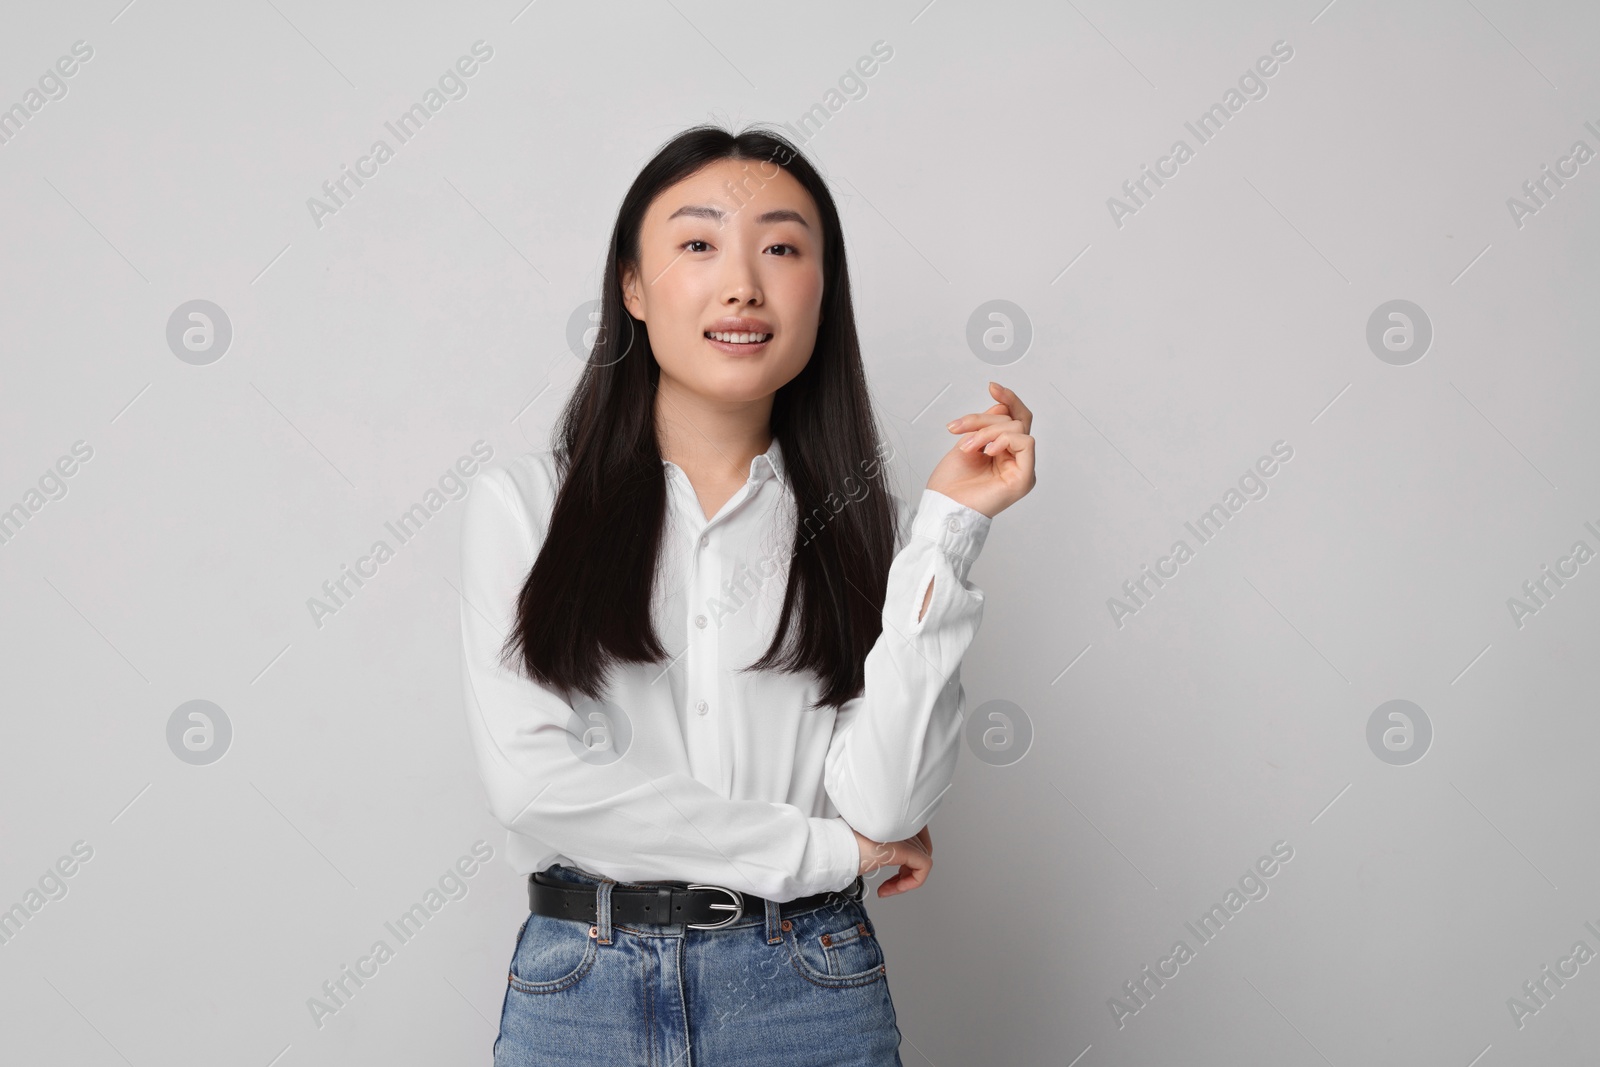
[704,331,773,352]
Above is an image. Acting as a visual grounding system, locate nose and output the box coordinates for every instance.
[721,241,762,306]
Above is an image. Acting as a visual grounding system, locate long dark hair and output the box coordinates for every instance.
[501,124,901,711]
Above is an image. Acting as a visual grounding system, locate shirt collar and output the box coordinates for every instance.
[663,437,786,487]
[753,436,785,486]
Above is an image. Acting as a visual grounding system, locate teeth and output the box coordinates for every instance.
[706,331,771,344]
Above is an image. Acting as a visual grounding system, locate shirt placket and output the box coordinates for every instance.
[671,465,764,797]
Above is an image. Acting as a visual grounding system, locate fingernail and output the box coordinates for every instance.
[946,420,960,431]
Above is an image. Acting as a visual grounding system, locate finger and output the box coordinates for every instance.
[898,851,932,893]
[979,429,1021,456]
[908,863,930,891]
[988,382,1032,428]
[987,382,1033,434]
[982,432,1037,479]
[947,409,1013,435]
[959,418,1025,453]
[980,430,1033,461]
[879,852,932,896]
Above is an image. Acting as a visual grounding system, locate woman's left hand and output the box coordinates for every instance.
[927,381,1037,519]
[872,826,933,898]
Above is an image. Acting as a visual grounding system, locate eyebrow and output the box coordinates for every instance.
[666,204,811,229]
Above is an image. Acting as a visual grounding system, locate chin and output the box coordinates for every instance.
[704,378,782,403]
[692,366,788,400]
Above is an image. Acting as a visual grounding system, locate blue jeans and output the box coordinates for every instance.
[492,864,904,1065]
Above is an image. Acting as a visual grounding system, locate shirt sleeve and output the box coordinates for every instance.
[459,465,861,902]
[823,487,992,843]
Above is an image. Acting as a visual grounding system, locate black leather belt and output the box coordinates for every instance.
[528,869,864,930]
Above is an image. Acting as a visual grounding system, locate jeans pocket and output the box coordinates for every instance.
[784,901,887,988]
[507,911,599,995]
[819,919,881,977]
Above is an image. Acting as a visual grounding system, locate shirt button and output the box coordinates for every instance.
[947,515,962,532]
[700,534,709,548]
[696,700,708,716]
[695,614,707,628]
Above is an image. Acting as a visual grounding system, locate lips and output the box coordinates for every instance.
[704,330,773,344]
[704,330,772,354]
[704,316,773,339]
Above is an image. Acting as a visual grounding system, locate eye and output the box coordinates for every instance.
[682,239,712,253]
[767,243,799,256]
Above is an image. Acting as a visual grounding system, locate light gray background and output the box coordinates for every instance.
[2,0,1597,1064]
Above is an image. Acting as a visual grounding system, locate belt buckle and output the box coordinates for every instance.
[685,883,744,929]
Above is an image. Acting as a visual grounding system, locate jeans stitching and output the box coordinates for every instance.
[506,920,599,995]
[782,912,886,989]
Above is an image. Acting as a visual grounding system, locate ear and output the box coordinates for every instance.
[619,262,644,321]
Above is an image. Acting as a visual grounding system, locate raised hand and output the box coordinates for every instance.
[926,381,1037,519]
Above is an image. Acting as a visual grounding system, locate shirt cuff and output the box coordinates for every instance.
[911,488,992,582]
[807,816,862,893]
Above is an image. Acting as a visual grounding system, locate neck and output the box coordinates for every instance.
[654,375,774,481]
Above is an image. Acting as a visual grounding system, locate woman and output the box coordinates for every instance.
[459,124,1035,1065]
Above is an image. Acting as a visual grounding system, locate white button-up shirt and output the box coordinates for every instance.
[458,437,992,902]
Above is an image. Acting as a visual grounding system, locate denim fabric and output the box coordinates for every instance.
[492,864,904,1065]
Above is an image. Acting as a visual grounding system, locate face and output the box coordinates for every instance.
[621,156,825,405]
